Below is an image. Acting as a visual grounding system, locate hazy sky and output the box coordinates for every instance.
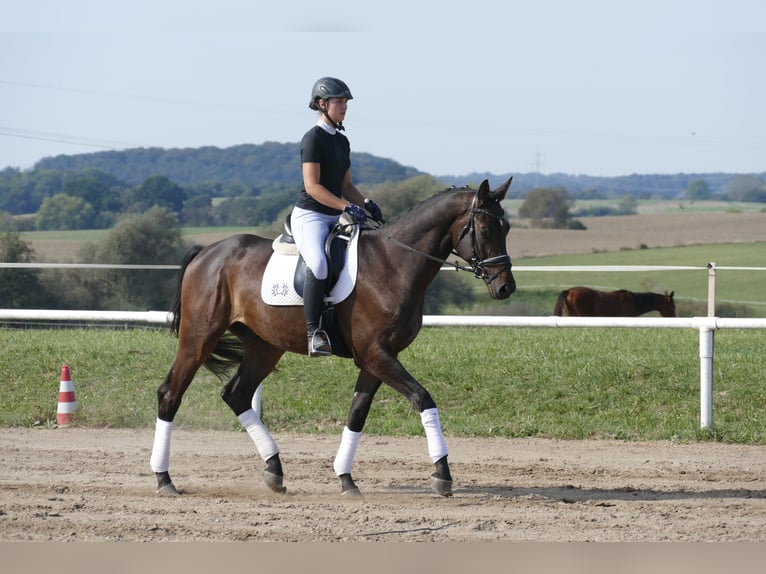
[2,1,764,177]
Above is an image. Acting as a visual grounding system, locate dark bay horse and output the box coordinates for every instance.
[150,177,516,498]
[553,286,675,317]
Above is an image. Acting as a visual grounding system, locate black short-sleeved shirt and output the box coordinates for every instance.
[296,125,351,215]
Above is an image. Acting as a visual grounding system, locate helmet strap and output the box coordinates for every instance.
[320,101,345,132]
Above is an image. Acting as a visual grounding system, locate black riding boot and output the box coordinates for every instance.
[304,269,332,357]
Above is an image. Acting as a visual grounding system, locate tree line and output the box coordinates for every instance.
[2,142,765,234]
[0,175,479,313]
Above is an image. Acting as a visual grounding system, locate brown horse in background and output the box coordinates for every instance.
[553,286,675,317]
[149,177,515,499]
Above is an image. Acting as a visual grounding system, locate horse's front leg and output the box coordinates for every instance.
[334,370,382,496]
[372,357,453,497]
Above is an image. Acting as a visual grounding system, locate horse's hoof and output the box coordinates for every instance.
[156,482,180,496]
[263,471,287,494]
[430,475,453,497]
[341,486,363,498]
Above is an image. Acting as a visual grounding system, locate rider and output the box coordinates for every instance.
[291,77,382,357]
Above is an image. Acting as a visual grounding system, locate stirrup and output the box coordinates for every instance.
[308,329,332,357]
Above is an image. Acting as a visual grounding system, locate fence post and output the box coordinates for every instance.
[707,262,716,317]
[699,326,714,429]
[702,262,717,429]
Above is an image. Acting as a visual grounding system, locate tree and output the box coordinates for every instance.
[61,168,125,213]
[424,272,476,314]
[368,174,445,221]
[180,194,214,226]
[0,232,51,307]
[125,175,187,216]
[214,197,260,226]
[617,193,638,214]
[62,207,188,310]
[518,187,574,228]
[36,193,96,230]
[724,175,766,202]
[685,179,711,201]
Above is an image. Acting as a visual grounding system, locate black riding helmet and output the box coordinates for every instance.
[308,77,353,110]
[310,77,353,131]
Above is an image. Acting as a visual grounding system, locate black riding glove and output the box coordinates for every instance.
[364,198,383,221]
[344,203,367,223]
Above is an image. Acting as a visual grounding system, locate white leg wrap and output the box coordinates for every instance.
[149,418,173,473]
[333,426,362,476]
[238,409,279,461]
[420,408,448,463]
[251,384,263,420]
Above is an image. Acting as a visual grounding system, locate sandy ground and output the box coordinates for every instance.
[10,211,766,551]
[1,427,765,542]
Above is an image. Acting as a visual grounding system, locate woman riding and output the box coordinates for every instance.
[291,76,382,357]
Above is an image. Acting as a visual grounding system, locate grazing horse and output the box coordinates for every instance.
[150,177,516,498]
[553,286,675,317]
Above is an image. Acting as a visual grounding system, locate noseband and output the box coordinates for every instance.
[381,189,512,285]
[453,192,512,285]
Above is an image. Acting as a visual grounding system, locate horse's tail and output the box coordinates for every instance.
[553,290,568,316]
[170,243,245,379]
[170,244,205,336]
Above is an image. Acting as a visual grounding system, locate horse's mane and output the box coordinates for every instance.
[383,186,471,233]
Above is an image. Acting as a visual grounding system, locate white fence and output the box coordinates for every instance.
[1,263,765,429]
[1,309,764,430]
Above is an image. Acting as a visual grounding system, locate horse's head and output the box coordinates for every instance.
[660,290,676,317]
[454,177,516,300]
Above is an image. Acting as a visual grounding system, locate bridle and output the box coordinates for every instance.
[380,189,512,285]
[453,191,512,284]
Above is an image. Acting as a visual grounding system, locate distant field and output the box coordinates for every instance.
[21,199,766,262]
[503,198,766,216]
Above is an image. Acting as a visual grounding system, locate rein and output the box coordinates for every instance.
[383,234,478,273]
[377,189,512,284]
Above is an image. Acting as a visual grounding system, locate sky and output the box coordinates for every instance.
[1,1,765,178]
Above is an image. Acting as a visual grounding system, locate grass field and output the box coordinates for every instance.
[8,203,765,441]
[2,327,765,443]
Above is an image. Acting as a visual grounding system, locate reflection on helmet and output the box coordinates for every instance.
[309,77,353,110]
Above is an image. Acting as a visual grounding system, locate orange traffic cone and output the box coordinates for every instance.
[56,365,77,426]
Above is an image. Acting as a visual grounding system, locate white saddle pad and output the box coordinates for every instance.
[260,226,360,306]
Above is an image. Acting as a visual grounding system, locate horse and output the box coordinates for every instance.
[552,286,675,317]
[149,177,516,498]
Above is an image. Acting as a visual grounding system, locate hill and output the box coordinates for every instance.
[18,143,766,199]
[31,142,422,187]
[1,143,763,226]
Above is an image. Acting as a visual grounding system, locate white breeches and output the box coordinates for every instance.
[291,206,338,280]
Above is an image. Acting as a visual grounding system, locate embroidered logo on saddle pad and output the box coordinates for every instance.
[261,226,360,306]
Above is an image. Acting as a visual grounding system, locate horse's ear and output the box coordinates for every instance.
[669,291,674,298]
[489,176,513,201]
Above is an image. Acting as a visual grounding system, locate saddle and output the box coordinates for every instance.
[262,213,360,358]
[272,212,355,297]
[261,213,360,307]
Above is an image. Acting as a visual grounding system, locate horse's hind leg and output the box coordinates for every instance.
[220,340,286,493]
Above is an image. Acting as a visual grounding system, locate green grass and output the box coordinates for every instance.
[2,326,764,444]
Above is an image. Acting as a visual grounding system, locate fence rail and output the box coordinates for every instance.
[2,262,764,429]
[1,309,765,430]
